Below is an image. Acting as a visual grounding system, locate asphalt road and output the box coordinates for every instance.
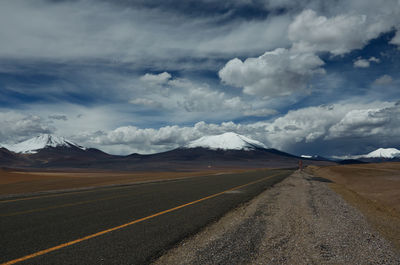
[0,169,292,265]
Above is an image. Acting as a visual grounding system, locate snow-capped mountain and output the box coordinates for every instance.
[185,132,267,151]
[0,132,335,169]
[363,148,400,158]
[3,134,86,154]
[334,147,400,160]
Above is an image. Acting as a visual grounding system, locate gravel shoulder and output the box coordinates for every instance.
[153,170,400,264]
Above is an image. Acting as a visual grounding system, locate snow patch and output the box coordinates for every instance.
[185,132,267,151]
[4,134,86,154]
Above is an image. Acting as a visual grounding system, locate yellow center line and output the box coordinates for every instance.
[0,171,246,204]
[1,173,280,265]
[0,193,137,217]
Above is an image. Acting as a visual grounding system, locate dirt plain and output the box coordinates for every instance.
[308,162,400,250]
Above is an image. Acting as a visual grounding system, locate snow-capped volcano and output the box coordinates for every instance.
[3,134,86,154]
[334,147,400,160]
[363,148,400,158]
[185,132,267,151]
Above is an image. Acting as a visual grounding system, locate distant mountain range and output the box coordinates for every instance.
[0,133,333,171]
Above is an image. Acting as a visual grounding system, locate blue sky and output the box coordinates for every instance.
[0,0,399,156]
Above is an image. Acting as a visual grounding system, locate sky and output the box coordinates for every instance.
[0,0,399,156]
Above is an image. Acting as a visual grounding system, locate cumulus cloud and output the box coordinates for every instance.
[177,86,245,113]
[353,57,380,68]
[288,5,400,55]
[353,58,370,68]
[134,72,278,120]
[327,108,394,139]
[263,101,400,155]
[219,4,400,98]
[0,112,54,144]
[219,48,325,97]
[140,72,171,85]
[368,57,380,63]
[2,101,400,156]
[373,74,393,85]
[77,120,268,154]
[67,101,400,156]
[289,10,371,55]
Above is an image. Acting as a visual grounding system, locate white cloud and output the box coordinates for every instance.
[0,111,54,144]
[134,73,278,121]
[289,10,366,55]
[140,72,171,85]
[177,86,245,113]
[327,108,393,139]
[77,120,268,154]
[353,58,370,68]
[373,74,393,85]
[219,3,400,98]
[368,56,380,63]
[264,101,400,154]
[2,101,400,156]
[219,48,325,97]
[63,101,400,156]
[289,9,396,55]
[0,1,291,71]
[353,56,381,68]
[390,30,400,47]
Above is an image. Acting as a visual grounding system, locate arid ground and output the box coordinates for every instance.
[308,162,400,250]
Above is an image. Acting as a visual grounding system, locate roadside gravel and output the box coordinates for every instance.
[153,170,400,264]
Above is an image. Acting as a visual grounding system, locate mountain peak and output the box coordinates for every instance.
[185,132,267,151]
[334,147,400,160]
[3,134,85,154]
[364,148,400,158]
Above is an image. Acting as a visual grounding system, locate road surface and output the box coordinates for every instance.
[0,169,292,265]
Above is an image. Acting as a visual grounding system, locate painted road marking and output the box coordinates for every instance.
[0,171,261,204]
[1,173,282,265]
